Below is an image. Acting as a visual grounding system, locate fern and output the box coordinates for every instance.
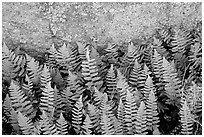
[39,111,59,135]
[81,114,93,135]
[158,27,172,44]
[40,64,52,87]
[106,64,117,99]
[128,59,141,87]
[143,75,156,101]
[116,69,137,101]
[3,94,21,133]
[186,82,202,114]
[81,45,101,87]
[40,81,55,116]
[152,36,168,58]
[146,88,160,131]
[87,102,101,134]
[46,43,58,69]
[2,44,26,79]
[162,57,182,106]
[17,112,37,135]
[72,95,83,134]
[105,43,119,59]
[55,43,70,69]
[69,44,82,72]
[100,95,115,135]
[151,49,164,95]
[56,113,68,135]
[179,99,194,135]
[9,80,34,118]
[123,89,138,134]
[116,99,124,135]
[92,86,103,109]
[22,74,34,99]
[25,54,42,85]
[53,86,64,119]
[135,101,148,135]
[171,28,193,55]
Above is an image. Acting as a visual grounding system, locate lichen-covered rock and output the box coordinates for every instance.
[2,2,201,51]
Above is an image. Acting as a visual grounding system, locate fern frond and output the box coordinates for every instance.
[81,56,101,87]
[56,113,68,135]
[66,70,78,91]
[179,99,194,135]
[46,43,58,68]
[69,44,82,72]
[135,101,148,135]
[40,64,52,87]
[105,43,119,59]
[143,75,156,100]
[152,49,164,96]
[55,43,70,68]
[22,74,34,99]
[171,28,193,54]
[152,36,168,58]
[87,102,101,134]
[81,114,93,135]
[40,81,55,115]
[146,88,160,131]
[124,90,138,134]
[106,64,117,99]
[116,99,124,135]
[3,94,21,133]
[186,82,202,114]
[53,86,64,119]
[72,95,83,134]
[25,54,42,85]
[9,80,34,118]
[100,111,115,135]
[92,86,103,108]
[17,112,37,135]
[128,59,141,87]
[159,27,172,44]
[39,111,59,135]
[162,57,182,106]
[61,86,75,115]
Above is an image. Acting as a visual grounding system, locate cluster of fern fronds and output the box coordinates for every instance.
[2,25,202,135]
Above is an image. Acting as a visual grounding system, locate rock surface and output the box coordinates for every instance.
[2,2,201,53]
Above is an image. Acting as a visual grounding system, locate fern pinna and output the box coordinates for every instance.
[2,25,202,135]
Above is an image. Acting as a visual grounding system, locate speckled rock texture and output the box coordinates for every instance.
[2,2,201,52]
